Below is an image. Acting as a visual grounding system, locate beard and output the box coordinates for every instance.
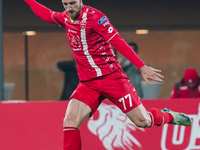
[67,7,81,19]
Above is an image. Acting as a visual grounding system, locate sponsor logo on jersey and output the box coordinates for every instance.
[69,34,82,49]
[103,21,110,28]
[68,29,77,33]
[98,16,108,24]
[72,48,82,51]
[108,26,113,33]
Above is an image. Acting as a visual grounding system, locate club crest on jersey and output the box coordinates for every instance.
[98,16,108,24]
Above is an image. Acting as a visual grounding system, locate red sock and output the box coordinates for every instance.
[148,108,173,126]
[63,127,81,150]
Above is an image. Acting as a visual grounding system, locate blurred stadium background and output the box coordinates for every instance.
[1,0,200,100]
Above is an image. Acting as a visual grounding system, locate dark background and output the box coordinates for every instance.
[3,0,200,32]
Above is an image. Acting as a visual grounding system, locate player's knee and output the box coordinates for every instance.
[135,118,151,128]
[63,113,79,128]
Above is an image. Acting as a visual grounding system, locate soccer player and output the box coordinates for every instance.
[23,0,192,149]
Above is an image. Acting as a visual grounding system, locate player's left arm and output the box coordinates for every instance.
[92,13,163,83]
[112,35,164,83]
[92,13,144,68]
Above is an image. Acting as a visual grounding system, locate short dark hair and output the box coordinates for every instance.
[128,42,138,53]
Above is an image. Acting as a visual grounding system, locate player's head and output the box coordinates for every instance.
[128,42,138,54]
[62,0,83,18]
[184,68,199,89]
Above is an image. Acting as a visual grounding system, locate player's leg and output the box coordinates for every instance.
[63,98,91,150]
[62,80,104,150]
[126,104,174,128]
[100,70,171,127]
[101,69,191,128]
[63,98,91,128]
[127,105,192,127]
[126,104,151,128]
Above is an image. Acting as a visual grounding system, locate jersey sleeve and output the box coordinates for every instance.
[91,11,144,69]
[24,0,65,27]
[109,34,145,69]
[91,11,118,43]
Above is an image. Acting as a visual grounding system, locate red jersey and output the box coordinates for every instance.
[24,0,145,81]
[170,81,200,98]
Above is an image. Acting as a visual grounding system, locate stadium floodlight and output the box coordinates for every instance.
[135,29,149,35]
[23,31,36,36]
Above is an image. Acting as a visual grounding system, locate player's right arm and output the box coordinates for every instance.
[24,0,65,26]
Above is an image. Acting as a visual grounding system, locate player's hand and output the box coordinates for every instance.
[140,65,164,84]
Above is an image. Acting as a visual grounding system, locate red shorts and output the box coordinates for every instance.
[70,69,141,114]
